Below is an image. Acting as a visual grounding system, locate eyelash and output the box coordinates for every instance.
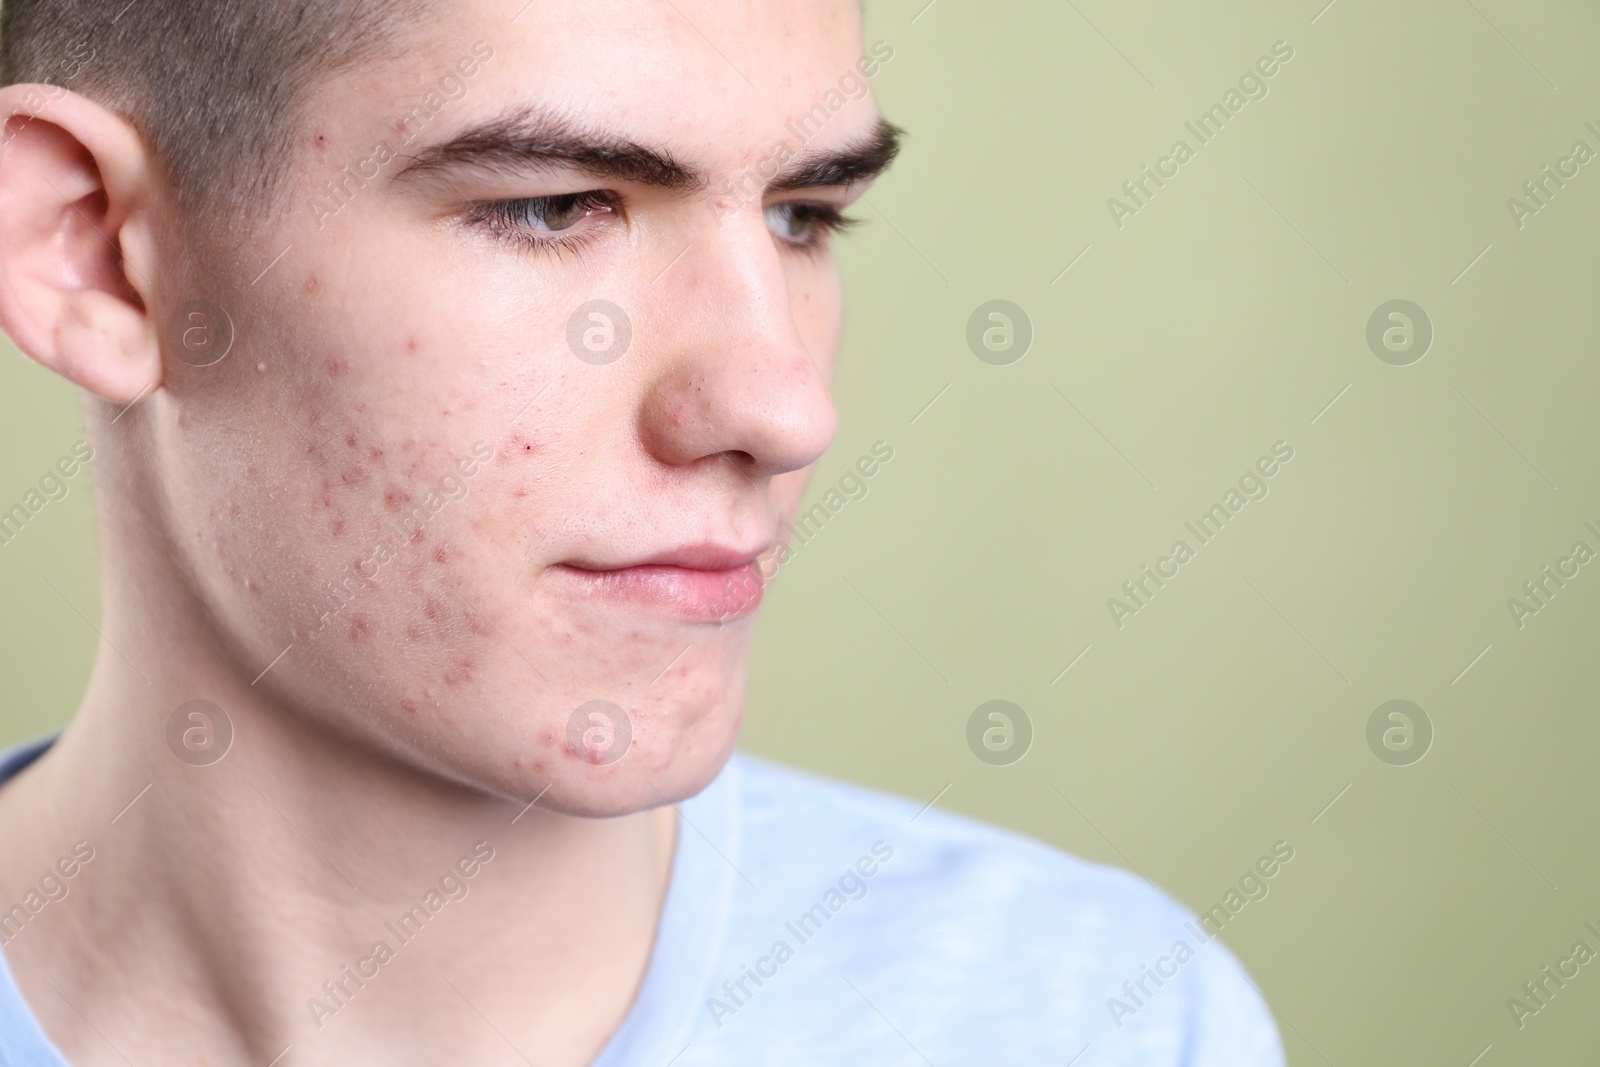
[465,192,859,256]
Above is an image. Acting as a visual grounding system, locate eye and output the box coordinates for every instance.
[764,201,855,250]
[495,192,612,232]
[469,191,620,252]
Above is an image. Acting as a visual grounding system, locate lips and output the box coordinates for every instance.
[553,543,773,621]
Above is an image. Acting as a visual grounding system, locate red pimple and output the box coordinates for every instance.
[443,656,477,687]
[305,274,320,293]
[344,434,358,449]
[327,356,346,378]
[400,698,418,714]
[347,614,372,643]
[384,486,412,511]
[331,519,345,537]
[368,446,384,461]
[423,598,442,619]
[432,543,452,564]
[245,578,260,595]
[406,337,418,352]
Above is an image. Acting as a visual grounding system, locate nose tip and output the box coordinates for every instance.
[639,355,837,478]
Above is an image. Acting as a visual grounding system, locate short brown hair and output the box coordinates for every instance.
[1,0,427,222]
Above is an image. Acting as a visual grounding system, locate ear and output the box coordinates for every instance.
[0,84,163,404]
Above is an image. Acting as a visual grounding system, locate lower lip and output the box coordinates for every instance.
[554,562,767,621]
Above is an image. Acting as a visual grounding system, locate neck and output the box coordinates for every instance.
[0,524,678,1066]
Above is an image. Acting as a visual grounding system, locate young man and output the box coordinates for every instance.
[0,1,1283,1063]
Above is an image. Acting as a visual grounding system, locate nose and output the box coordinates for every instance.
[636,218,837,479]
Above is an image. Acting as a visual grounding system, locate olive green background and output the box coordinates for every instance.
[4,0,1600,1062]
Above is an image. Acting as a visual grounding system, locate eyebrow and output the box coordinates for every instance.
[394,107,903,196]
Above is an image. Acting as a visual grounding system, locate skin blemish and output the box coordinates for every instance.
[423,598,442,619]
[305,274,320,294]
[385,486,412,511]
[331,519,345,537]
[245,578,259,595]
[400,698,418,714]
[432,543,453,565]
[327,356,346,377]
[406,337,418,352]
[368,446,384,461]
[347,614,373,643]
[344,434,358,449]
[443,655,477,687]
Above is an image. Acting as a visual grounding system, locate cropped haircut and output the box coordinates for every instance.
[0,0,428,224]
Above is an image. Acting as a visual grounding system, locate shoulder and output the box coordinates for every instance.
[711,754,1284,1065]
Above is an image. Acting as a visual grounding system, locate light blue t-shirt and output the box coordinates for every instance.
[0,738,1282,1065]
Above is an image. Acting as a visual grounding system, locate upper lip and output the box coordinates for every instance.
[564,542,771,572]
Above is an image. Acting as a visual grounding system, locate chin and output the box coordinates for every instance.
[448,687,747,820]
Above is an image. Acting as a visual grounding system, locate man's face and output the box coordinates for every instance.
[154,0,887,814]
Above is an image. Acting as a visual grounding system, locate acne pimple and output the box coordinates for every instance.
[347,614,372,643]
[423,598,442,619]
[432,543,452,564]
[384,486,411,511]
[406,338,418,352]
[245,578,259,595]
[330,519,344,537]
[344,435,358,449]
[443,656,477,687]
[305,274,320,293]
[400,698,418,714]
[327,356,345,377]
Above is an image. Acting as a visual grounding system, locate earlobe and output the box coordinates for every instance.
[0,85,162,405]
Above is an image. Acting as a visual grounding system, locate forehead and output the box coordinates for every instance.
[333,0,871,162]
